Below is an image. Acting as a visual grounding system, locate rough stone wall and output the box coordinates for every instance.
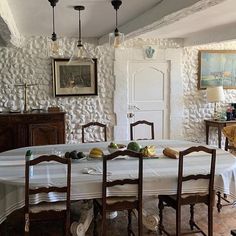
[1,35,236,146]
[0,36,115,143]
[183,40,236,146]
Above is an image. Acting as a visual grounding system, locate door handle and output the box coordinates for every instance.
[127,113,134,118]
[128,105,140,110]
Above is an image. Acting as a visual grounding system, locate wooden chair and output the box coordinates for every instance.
[82,122,107,143]
[130,120,154,140]
[158,146,216,236]
[216,136,236,212]
[93,150,143,236]
[25,155,71,236]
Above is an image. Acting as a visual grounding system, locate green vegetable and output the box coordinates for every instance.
[127,141,141,152]
[77,152,85,159]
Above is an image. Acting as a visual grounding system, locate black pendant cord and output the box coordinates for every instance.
[111,0,122,36]
[78,9,82,47]
[115,9,118,29]
[114,9,119,36]
[48,0,58,41]
[51,6,57,41]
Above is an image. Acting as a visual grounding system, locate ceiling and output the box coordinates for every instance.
[6,0,159,38]
[4,0,236,46]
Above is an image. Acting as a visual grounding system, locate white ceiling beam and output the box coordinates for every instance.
[0,0,22,47]
[98,0,227,45]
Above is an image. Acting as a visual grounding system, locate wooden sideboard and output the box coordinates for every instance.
[0,111,66,153]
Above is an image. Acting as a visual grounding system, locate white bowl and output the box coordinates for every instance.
[107,144,126,153]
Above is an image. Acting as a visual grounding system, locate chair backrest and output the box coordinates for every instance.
[82,122,107,143]
[130,120,154,140]
[223,125,236,153]
[25,155,71,233]
[102,150,143,210]
[177,146,216,204]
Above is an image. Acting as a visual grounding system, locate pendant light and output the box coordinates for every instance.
[68,6,94,64]
[47,0,63,57]
[109,0,124,48]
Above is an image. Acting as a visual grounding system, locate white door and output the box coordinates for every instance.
[128,61,169,140]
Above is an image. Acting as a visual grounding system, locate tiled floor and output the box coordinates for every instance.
[3,197,236,235]
[86,197,236,236]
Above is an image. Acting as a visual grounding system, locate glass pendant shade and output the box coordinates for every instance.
[109,29,124,48]
[47,0,63,57]
[47,37,63,57]
[68,44,94,64]
[68,5,93,64]
[109,0,124,48]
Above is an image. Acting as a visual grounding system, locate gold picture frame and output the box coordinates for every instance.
[198,50,236,89]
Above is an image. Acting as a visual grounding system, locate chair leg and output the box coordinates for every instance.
[176,206,181,236]
[101,210,106,236]
[128,209,137,236]
[138,209,143,236]
[189,204,195,230]
[158,198,164,235]
[93,200,99,236]
[216,191,222,213]
[208,203,213,236]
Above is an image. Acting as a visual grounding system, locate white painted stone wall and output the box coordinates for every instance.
[0,36,115,143]
[183,40,236,147]
[1,36,236,146]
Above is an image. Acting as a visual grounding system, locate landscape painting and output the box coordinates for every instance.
[198,50,236,89]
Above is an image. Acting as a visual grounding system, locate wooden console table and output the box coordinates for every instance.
[204,119,236,148]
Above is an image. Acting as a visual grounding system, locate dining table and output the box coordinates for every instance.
[0,139,236,233]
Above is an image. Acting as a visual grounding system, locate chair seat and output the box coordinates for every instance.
[29,201,66,214]
[96,196,137,205]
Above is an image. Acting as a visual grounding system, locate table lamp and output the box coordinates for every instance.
[206,86,225,120]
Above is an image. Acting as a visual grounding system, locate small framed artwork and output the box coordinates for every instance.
[198,50,236,89]
[52,58,98,96]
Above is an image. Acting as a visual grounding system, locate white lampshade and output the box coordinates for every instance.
[206,86,225,103]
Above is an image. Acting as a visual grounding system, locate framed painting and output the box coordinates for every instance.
[198,50,236,89]
[52,58,97,96]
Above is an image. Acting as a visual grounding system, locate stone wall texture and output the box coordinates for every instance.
[183,40,236,146]
[0,36,115,143]
[1,36,236,146]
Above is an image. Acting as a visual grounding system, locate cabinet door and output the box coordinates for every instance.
[29,123,60,146]
[0,126,16,152]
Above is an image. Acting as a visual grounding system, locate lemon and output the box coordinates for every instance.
[89,148,104,159]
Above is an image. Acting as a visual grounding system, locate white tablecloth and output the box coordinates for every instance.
[0,139,236,223]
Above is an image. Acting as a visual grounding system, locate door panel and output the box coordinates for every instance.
[29,124,59,146]
[0,126,16,152]
[128,62,169,140]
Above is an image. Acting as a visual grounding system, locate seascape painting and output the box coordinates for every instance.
[198,50,236,89]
